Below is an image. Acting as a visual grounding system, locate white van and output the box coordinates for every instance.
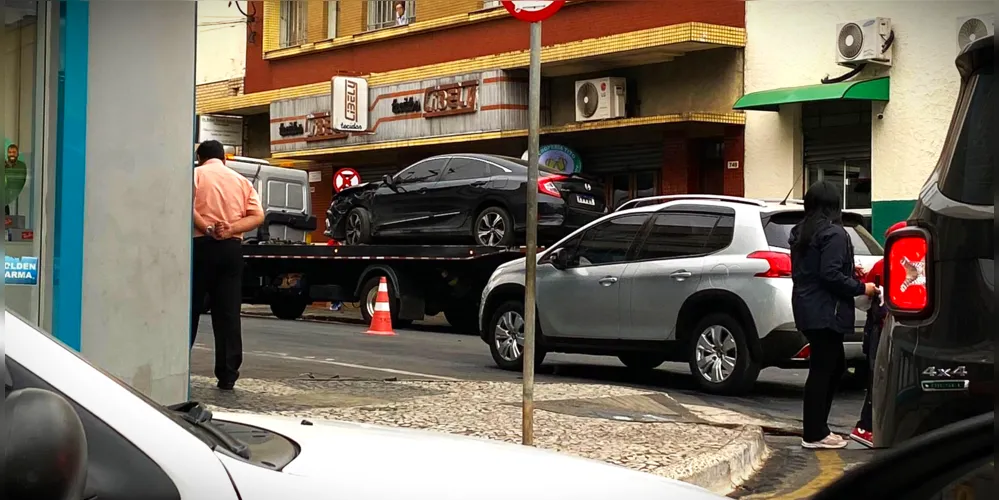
[214,156,316,243]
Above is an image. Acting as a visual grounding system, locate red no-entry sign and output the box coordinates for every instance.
[502,1,564,23]
[333,168,361,192]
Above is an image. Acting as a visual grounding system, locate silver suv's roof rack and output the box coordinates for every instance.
[619,194,767,210]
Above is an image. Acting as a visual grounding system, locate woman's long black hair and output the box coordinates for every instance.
[792,180,843,252]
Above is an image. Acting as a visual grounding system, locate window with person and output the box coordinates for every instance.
[636,210,732,260]
[574,214,648,267]
[395,158,446,184]
[278,0,308,48]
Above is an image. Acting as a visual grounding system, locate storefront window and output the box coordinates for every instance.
[805,160,872,210]
[609,171,660,210]
[5,1,45,321]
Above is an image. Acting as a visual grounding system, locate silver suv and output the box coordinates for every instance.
[478,195,883,395]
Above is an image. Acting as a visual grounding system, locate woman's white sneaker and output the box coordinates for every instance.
[801,435,849,449]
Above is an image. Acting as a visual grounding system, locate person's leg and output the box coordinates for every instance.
[191,238,210,347]
[802,331,838,442]
[824,333,846,425]
[209,239,244,388]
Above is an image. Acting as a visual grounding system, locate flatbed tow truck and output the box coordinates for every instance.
[240,242,531,332]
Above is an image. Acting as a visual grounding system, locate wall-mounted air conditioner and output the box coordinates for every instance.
[574,77,627,122]
[835,17,893,67]
[957,14,994,52]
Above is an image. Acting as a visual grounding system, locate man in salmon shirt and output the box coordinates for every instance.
[851,220,907,447]
[191,140,265,390]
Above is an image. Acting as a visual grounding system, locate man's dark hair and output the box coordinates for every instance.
[7,144,17,151]
[196,140,226,165]
[395,1,405,9]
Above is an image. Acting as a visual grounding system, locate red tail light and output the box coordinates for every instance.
[748,251,792,278]
[884,227,931,316]
[792,344,811,360]
[538,174,565,198]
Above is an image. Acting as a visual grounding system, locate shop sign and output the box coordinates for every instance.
[5,255,38,286]
[305,112,349,142]
[270,70,527,154]
[522,144,583,174]
[308,171,322,183]
[502,1,565,23]
[423,81,479,118]
[392,96,422,114]
[331,76,369,132]
[198,115,244,146]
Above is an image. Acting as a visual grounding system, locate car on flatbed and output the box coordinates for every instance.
[325,153,606,247]
[478,194,882,395]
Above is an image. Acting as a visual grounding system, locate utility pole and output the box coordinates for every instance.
[522,20,542,447]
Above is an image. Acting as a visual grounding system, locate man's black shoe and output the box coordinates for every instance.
[216,381,235,391]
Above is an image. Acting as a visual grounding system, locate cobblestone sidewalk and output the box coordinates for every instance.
[192,375,767,494]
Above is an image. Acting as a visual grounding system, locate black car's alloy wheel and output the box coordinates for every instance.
[344,208,372,245]
[474,206,514,247]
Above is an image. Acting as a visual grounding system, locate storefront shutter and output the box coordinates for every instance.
[574,142,664,175]
[802,100,872,164]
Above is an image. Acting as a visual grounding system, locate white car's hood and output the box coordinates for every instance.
[214,412,723,500]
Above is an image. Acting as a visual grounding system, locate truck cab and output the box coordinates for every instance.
[221,156,316,244]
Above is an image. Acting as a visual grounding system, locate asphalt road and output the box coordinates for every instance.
[193,315,866,435]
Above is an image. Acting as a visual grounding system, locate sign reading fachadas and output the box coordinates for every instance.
[331,76,369,132]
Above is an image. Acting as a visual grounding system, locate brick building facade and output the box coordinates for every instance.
[196,0,748,243]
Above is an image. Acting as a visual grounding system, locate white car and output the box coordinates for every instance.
[3,310,722,500]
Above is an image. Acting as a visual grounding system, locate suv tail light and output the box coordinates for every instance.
[539,174,565,198]
[748,251,792,278]
[884,226,932,317]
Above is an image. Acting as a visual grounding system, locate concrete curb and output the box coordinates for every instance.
[671,425,769,495]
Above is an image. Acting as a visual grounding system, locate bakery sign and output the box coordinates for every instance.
[270,70,528,154]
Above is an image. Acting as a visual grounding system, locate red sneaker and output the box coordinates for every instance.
[850,427,873,447]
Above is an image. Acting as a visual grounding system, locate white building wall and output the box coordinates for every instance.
[196,0,246,85]
[744,0,991,202]
[82,1,196,405]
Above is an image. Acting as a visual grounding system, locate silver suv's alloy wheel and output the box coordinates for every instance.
[694,325,738,383]
[494,310,525,362]
[477,212,506,246]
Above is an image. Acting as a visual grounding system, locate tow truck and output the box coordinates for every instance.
[241,242,531,332]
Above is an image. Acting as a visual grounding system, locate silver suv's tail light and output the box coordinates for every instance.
[748,251,792,278]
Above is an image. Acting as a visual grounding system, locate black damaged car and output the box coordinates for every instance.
[325,153,606,246]
[872,34,994,447]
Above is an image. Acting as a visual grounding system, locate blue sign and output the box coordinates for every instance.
[5,255,38,286]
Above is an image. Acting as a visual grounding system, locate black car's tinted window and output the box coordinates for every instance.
[396,158,446,184]
[938,66,993,206]
[575,214,648,267]
[441,158,494,181]
[636,211,727,260]
[763,212,882,255]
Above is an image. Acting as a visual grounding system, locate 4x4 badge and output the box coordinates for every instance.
[922,366,969,378]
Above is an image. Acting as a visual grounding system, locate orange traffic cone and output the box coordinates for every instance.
[365,277,396,336]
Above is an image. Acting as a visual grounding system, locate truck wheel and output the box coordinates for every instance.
[270,298,307,320]
[473,206,514,247]
[487,300,546,371]
[359,276,411,328]
[344,208,372,245]
[444,305,480,334]
[687,313,760,396]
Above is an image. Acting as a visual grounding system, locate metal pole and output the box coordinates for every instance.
[522,20,542,447]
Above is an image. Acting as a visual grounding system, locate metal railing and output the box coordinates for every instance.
[366,0,415,31]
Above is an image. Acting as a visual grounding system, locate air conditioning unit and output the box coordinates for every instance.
[835,17,893,67]
[957,14,994,52]
[574,77,627,122]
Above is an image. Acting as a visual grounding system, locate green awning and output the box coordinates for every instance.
[733,77,890,112]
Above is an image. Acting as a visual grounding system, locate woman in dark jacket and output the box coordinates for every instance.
[789,181,877,449]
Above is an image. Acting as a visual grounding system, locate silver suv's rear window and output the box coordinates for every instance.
[762,212,883,255]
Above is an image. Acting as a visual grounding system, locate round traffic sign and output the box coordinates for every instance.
[333,168,361,192]
[502,1,565,23]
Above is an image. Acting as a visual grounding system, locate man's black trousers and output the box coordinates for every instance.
[191,237,243,386]
[801,329,846,442]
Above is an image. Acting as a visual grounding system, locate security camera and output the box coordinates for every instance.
[877,112,885,120]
